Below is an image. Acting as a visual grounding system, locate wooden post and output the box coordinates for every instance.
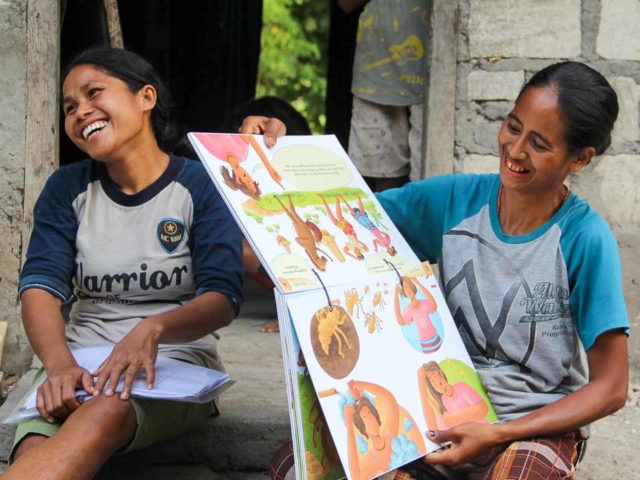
[22,0,61,266]
[104,0,124,48]
[421,0,459,178]
[0,321,7,369]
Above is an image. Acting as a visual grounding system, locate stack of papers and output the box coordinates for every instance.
[4,346,233,424]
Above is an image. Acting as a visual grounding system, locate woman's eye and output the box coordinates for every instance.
[531,138,547,151]
[88,88,101,97]
[65,105,77,115]
[506,122,520,134]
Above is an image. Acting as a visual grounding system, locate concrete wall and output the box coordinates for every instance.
[0,0,31,375]
[455,0,640,235]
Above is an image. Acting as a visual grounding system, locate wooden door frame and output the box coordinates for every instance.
[22,0,61,265]
[421,0,459,178]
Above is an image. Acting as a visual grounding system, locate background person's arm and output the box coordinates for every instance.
[336,0,370,14]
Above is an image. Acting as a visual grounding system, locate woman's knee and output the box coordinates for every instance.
[13,434,48,461]
[474,436,580,480]
[71,395,137,446]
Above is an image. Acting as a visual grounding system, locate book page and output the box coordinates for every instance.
[22,346,231,411]
[277,290,346,480]
[188,134,419,293]
[286,267,497,480]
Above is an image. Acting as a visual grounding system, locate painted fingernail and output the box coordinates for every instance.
[428,430,436,438]
[147,383,153,390]
[121,391,129,400]
[93,390,100,397]
[105,388,113,396]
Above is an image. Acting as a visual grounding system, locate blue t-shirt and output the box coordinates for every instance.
[19,156,244,371]
[378,174,629,421]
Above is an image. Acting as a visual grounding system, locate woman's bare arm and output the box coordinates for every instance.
[22,289,95,421]
[425,330,628,466]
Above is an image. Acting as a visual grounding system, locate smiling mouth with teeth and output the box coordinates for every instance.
[82,121,108,140]
[506,160,530,174]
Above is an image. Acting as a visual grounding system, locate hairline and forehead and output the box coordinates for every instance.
[62,65,125,105]
[62,64,151,107]
[506,86,567,151]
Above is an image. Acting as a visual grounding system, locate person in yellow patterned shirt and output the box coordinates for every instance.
[338,0,429,191]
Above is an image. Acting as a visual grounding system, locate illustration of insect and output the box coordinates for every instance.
[364,284,370,295]
[345,288,364,318]
[364,311,383,334]
[317,307,354,358]
[372,291,386,310]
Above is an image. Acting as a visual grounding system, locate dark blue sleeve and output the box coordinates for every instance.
[182,162,244,316]
[19,167,84,303]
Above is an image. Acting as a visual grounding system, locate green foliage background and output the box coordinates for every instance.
[258,0,330,134]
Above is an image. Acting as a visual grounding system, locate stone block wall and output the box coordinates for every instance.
[456,0,640,234]
[0,0,31,375]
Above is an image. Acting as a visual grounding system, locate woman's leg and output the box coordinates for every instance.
[3,395,137,480]
[13,434,48,460]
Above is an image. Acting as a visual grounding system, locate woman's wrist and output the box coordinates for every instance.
[44,357,78,374]
[41,347,77,373]
[491,422,517,445]
[137,316,165,343]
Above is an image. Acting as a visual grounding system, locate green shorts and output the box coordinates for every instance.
[10,369,217,462]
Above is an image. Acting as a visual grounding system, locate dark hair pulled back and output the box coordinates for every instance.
[519,62,619,156]
[64,47,178,152]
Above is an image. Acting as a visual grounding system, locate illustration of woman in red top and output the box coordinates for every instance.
[417,361,489,431]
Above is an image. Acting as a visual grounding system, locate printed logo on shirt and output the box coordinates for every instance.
[519,282,572,323]
[156,218,186,254]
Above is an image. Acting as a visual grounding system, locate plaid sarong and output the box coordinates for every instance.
[397,431,585,480]
[270,432,584,480]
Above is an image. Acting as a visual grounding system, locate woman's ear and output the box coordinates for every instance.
[139,85,157,112]
[569,147,596,173]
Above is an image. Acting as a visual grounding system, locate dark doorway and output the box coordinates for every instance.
[58,0,359,166]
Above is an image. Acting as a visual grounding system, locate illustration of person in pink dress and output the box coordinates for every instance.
[417,361,489,431]
[394,276,442,353]
[335,195,397,256]
[193,133,284,200]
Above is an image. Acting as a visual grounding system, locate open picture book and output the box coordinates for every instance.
[188,133,497,480]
